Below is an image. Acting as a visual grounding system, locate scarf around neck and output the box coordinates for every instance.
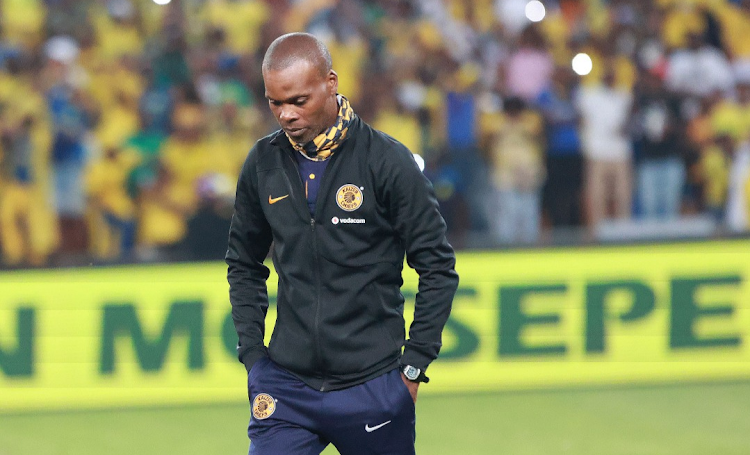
[287,94,354,162]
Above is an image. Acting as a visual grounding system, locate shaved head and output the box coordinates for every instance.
[262,32,332,78]
[261,33,340,144]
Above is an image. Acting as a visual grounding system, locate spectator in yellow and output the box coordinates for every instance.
[84,145,140,261]
[161,102,214,211]
[0,57,56,267]
[661,2,706,51]
[91,0,144,63]
[94,90,140,154]
[206,56,263,182]
[715,0,750,61]
[698,133,733,221]
[686,96,716,155]
[580,38,637,91]
[198,0,270,57]
[1,0,46,49]
[726,141,750,232]
[137,102,212,258]
[685,95,718,212]
[323,30,367,106]
[447,0,494,33]
[710,92,747,144]
[136,162,193,261]
[488,96,545,244]
[86,58,144,114]
[0,115,44,266]
[373,88,423,158]
[208,96,260,184]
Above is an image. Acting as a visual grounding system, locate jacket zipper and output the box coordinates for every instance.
[310,152,341,392]
[310,218,327,391]
[284,150,327,389]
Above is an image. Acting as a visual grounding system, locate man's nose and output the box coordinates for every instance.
[279,106,297,122]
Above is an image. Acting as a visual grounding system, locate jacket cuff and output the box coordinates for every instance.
[400,346,433,372]
[240,347,268,373]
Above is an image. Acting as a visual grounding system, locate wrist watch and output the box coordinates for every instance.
[401,364,429,383]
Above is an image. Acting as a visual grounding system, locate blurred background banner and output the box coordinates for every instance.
[3,238,749,413]
[0,262,246,412]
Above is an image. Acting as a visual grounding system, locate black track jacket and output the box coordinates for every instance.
[226,116,458,392]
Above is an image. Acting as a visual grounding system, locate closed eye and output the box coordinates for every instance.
[267,97,307,107]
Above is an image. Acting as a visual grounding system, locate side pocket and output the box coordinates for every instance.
[395,369,417,410]
[247,356,268,399]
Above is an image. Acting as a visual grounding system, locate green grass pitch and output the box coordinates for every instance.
[1,381,749,454]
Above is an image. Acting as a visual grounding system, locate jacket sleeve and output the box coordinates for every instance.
[378,139,459,373]
[226,146,274,372]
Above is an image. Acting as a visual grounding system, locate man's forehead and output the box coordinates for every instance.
[264,62,327,98]
[263,59,320,79]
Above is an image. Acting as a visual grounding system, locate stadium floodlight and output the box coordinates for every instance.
[572,53,593,76]
[153,0,171,4]
[525,1,546,22]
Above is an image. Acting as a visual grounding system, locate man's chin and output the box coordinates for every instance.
[285,128,312,143]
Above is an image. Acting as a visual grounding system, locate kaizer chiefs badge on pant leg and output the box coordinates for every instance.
[252,393,276,420]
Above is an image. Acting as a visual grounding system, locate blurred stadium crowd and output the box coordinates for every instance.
[0,0,749,268]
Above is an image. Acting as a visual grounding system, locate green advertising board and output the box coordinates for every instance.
[2,240,750,412]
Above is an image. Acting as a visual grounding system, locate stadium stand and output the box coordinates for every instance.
[0,0,748,268]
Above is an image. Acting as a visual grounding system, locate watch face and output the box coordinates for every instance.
[403,365,420,381]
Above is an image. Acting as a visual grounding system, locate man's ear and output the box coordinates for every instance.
[328,70,339,95]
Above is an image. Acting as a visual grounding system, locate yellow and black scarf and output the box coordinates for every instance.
[287,94,354,162]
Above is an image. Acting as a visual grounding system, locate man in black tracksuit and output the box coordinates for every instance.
[226,32,458,455]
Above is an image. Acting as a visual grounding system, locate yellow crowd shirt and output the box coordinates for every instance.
[92,12,143,62]
[489,111,545,191]
[95,104,140,150]
[717,3,750,58]
[700,145,730,208]
[198,0,270,55]
[326,37,366,104]
[1,0,44,47]
[84,153,140,219]
[373,108,423,158]
[711,99,748,142]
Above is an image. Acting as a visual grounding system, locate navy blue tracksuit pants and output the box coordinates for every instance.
[247,357,416,455]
